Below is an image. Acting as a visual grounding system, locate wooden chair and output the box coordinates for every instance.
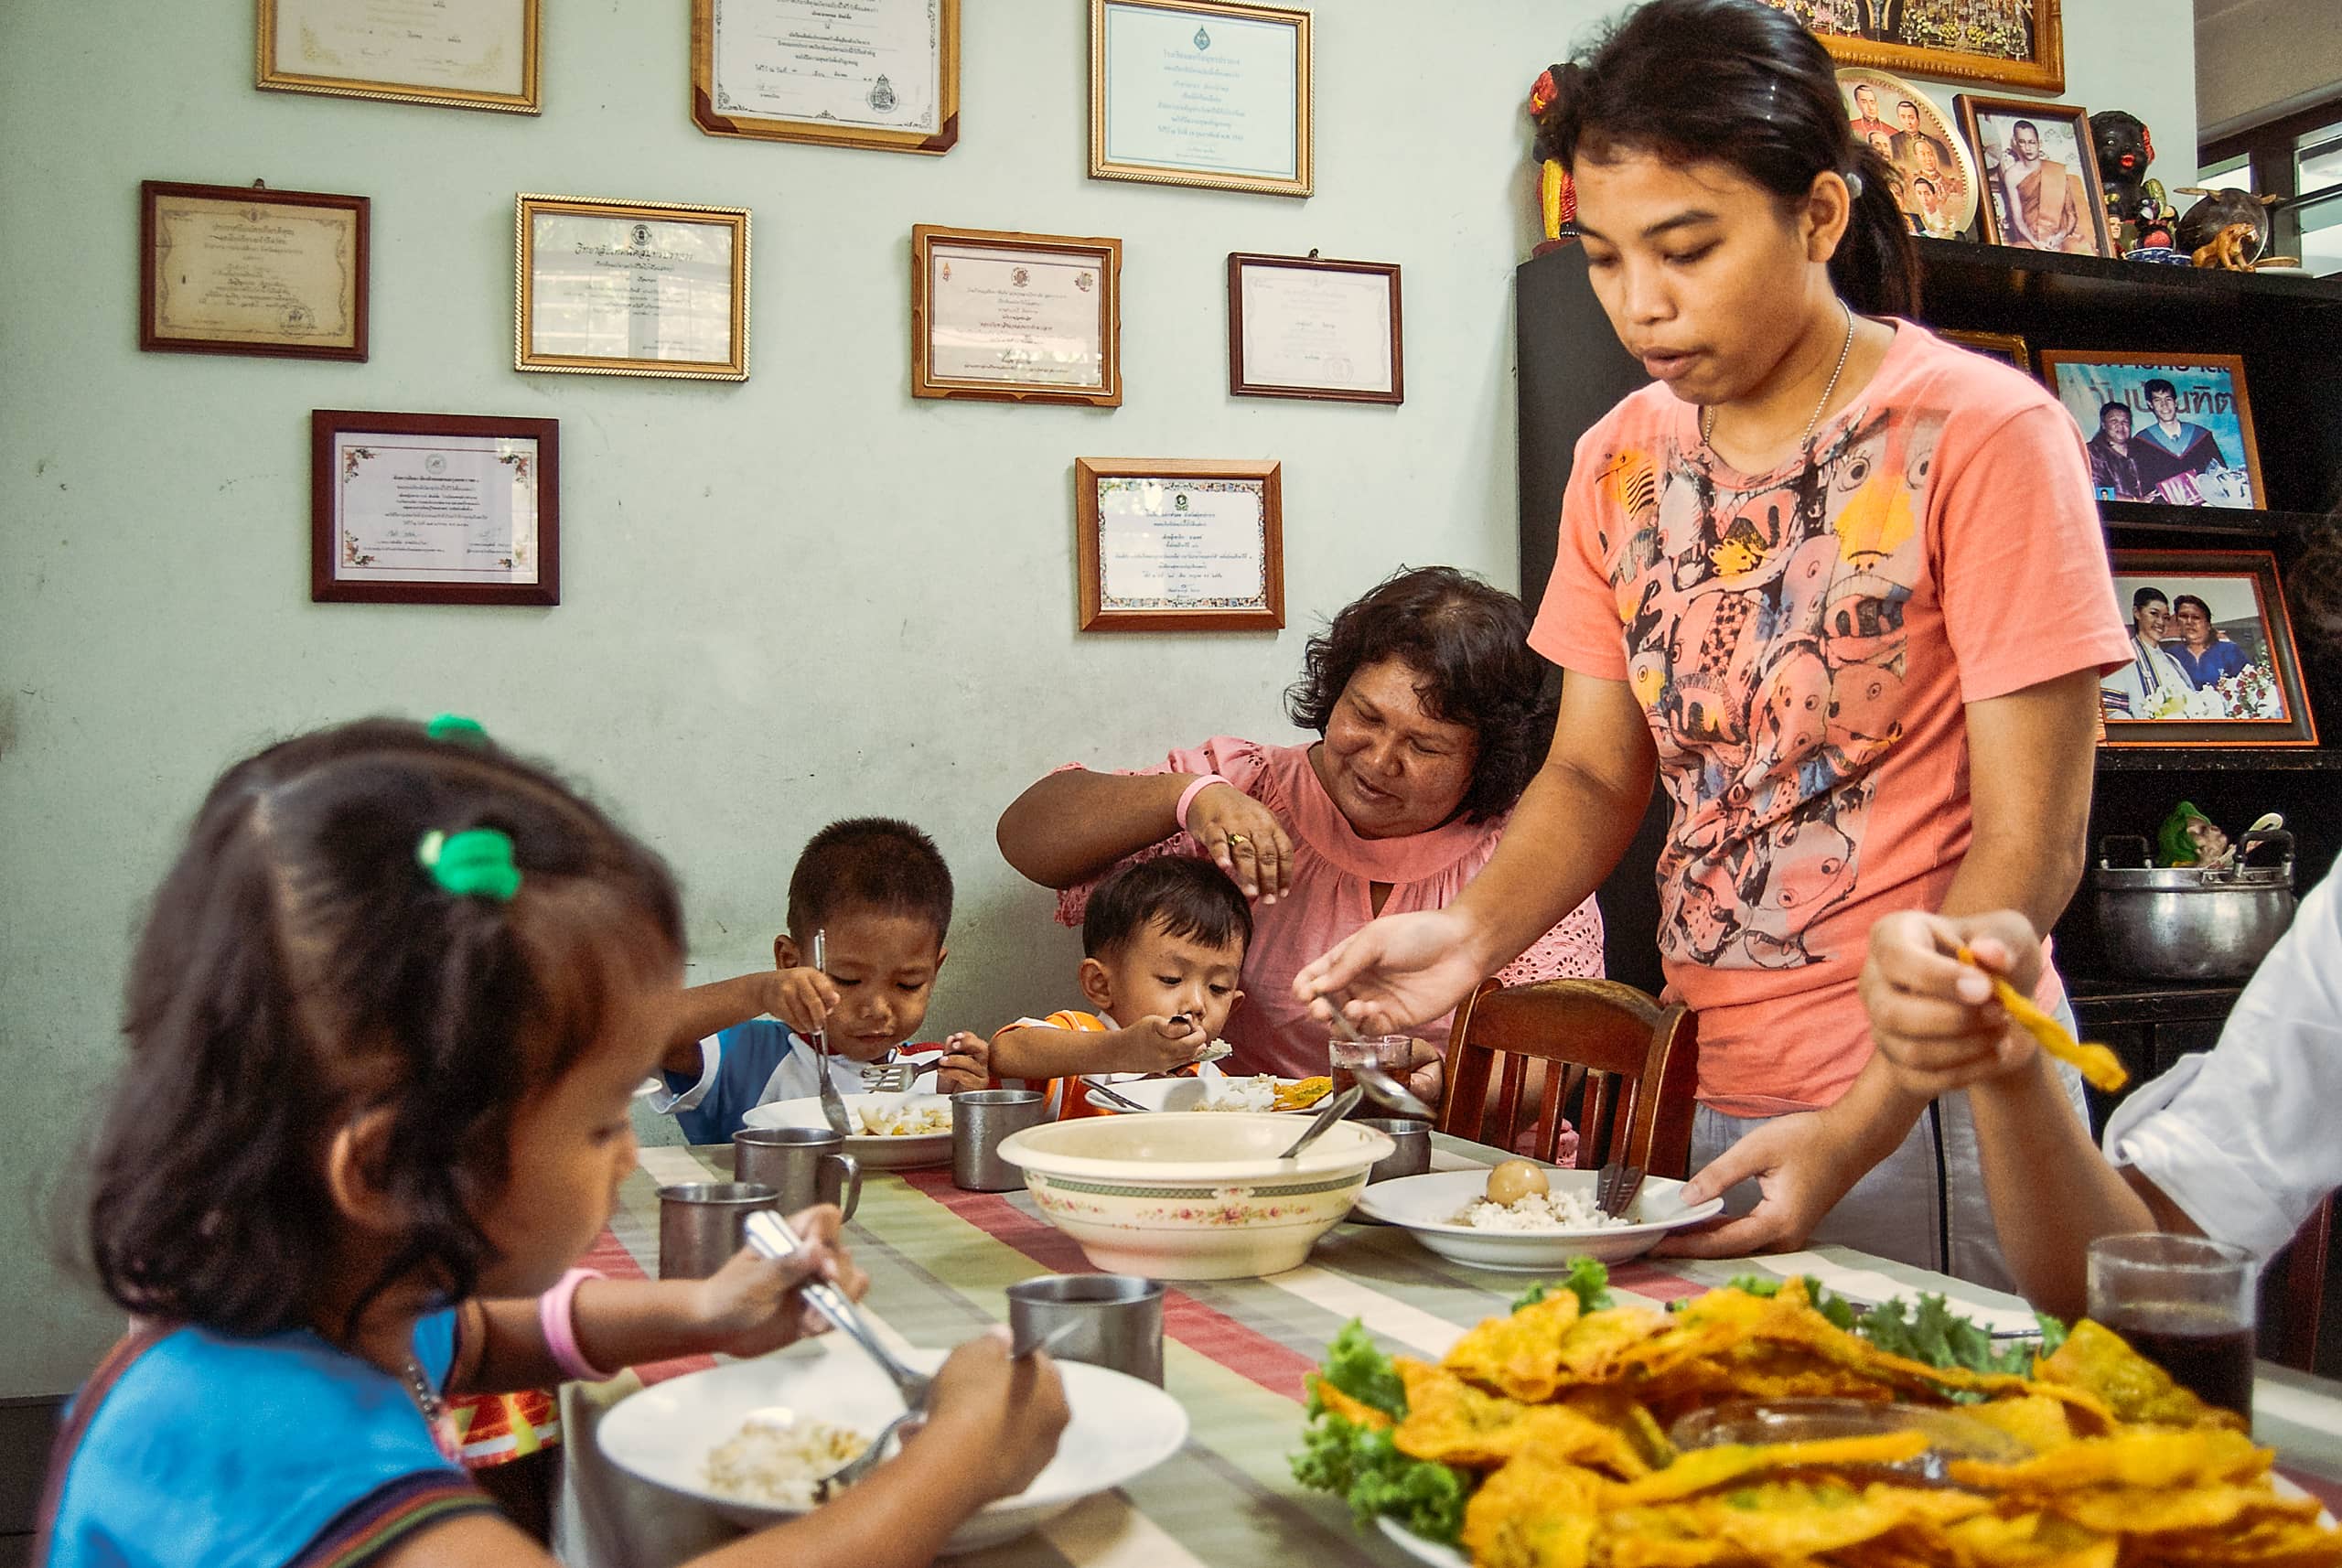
[2266,1196,2333,1373]
[1439,977,1700,1177]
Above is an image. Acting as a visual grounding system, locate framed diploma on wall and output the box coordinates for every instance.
[912,225,1123,405]
[141,181,369,360]
[1090,0,1312,198]
[1227,252,1401,403]
[693,0,960,155]
[515,195,750,381]
[311,410,560,607]
[258,0,541,114]
[1075,457,1284,632]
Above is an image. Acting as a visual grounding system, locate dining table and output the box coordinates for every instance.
[555,1134,2342,1567]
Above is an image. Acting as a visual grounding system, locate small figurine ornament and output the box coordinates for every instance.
[2091,111,2175,254]
[2154,801,2234,869]
[2175,188,2278,262]
[1528,64,1579,252]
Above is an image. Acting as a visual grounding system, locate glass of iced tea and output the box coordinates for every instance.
[2086,1232,2259,1422]
[1328,1034,1413,1100]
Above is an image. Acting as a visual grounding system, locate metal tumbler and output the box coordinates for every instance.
[1005,1274,1166,1386]
[1360,1117,1431,1183]
[733,1127,864,1222]
[952,1089,1047,1192]
[657,1181,778,1280]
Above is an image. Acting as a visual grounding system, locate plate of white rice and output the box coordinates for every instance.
[743,1092,954,1169]
[1355,1167,1724,1270]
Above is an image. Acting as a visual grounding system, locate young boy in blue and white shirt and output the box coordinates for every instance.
[650,818,988,1142]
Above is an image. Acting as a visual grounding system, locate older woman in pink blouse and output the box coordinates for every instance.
[997,568,1606,1101]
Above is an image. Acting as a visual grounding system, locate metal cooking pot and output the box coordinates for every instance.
[2092,830,2295,981]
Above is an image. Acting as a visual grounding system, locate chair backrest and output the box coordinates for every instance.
[2267,1195,2333,1373]
[1439,977,1699,1176]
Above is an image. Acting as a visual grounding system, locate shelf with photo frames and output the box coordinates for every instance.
[2096,500,2329,538]
[2090,746,2342,771]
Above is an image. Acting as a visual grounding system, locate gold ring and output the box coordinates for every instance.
[1225,832,1251,848]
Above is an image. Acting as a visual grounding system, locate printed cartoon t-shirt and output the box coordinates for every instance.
[1531,322,2131,1116]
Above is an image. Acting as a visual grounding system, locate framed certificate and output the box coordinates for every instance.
[515,195,750,381]
[312,411,559,606]
[912,225,1123,406]
[258,0,541,114]
[694,0,960,155]
[1228,252,1401,403]
[1076,457,1284,632]
[1090,0,1311,198]
[141,181,368,361]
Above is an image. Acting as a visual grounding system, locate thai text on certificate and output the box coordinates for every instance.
[530,215,736,364]
[1242,267,1392,392]
[1101,4,1296,178]
[1098,480,1267,608]
[712,0,941,131]
[274,0,528,95]
[929,251,1105,387]
[338,436,539,584]
[153,196,356,344]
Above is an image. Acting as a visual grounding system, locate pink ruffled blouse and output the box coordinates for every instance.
[1054,737,1606,1079]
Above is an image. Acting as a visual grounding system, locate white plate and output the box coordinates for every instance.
[740,1092,953,1169]
[599,1348,1188,1552]
[1355,1167,1724,1270]
[1083,1075,1330,1114]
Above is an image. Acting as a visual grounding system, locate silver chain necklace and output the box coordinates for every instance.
[1702,303,1857,459]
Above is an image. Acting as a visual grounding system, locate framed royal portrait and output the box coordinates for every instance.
[1076,457,1284,631]
[2099,550,2315,746]
[141,181,368,360]
[1937,329,2030,372]
[1839,70,1977,241]
[1090,0,1312,198]
[912,225,1123,405]
[2037,351,2264,510]
[1762,0,2062,94]
[693,0,959,154]
[1958,96,2113,258]
[515,195,750,381]
[1228,252,1402,404]
[257,0,541,114]
[312,410,559,607]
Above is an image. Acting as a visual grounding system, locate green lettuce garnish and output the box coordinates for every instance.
[1292,1319,1473,1543]
[1707,1273,2066,1380]
[1510,1256,1615,1315]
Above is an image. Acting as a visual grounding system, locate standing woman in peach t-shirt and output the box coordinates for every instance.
[1298,0,2132,1288]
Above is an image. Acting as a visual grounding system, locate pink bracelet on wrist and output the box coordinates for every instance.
[1174,774,1232,835]
[541,1267,615,1382]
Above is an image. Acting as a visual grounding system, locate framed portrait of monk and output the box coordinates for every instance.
[1957,95,2112,257]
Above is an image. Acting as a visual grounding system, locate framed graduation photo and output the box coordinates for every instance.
[2037,351,2264,509]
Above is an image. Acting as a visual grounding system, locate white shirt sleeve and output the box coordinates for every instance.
[2102,871,2342,1262]
[641,1035,724,1115]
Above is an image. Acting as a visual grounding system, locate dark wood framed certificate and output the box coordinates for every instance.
[141,181,369,360]
[312,410,560,607]
[516,195,751,381]
[1076,457,1284,631]
[1227,252,1401,403]
[1090,0,1312,198]
[912,225,1123,405]
[693,0,960,155]
[258,0,541,114]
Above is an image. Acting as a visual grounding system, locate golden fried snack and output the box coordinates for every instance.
[1443,1293,1584,1402]
[2032,1320,2247,1432]
[1459,1453,1608,1568]
[1956,945,2129,1090]
[1394,1358,1652,1477]
[1305,1372,1391,1431]
[1273,1076,1333,1112]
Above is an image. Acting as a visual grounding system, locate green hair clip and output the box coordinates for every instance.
[425,713,489,746]
[417,828,522,902]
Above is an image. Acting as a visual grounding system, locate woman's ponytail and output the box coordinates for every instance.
[1837,145,1921,317]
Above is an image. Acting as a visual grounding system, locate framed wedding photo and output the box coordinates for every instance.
[1076,457,1284,631]
[693,0,960,155]
[257,0,541,114]
[1760,0,2063,94]
[1957,95,2112,257]
[1090,0,1312,198]
[515,195,750,381]
[141,180,368,360]
[1228,252,1402,403]
[2098,550,2315,746]
[2037,351,2265,510]
[912,225,1123,405]
[312,411,559,607]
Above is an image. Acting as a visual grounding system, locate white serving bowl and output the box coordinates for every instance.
[1355,1166,1724,1270]
[740,1092,952,1169]
[598,1347,1187,1552]
[995,1112,1391,1280]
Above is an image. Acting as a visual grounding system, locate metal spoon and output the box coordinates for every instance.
[743,1209,930,1407]
[810,928,853,1138]
[1082,1077,1154,1113]
[1276,1084,1363,1159]
[815,1320,1076,1499]
[1322,991,1437,1120]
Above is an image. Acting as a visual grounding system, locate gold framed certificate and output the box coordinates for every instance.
[912,225,1122,406]
[694,0,960,155]
[312,410,559,607]
[515,195,750,381]
[1076,457,1284,632]
[1090,0,1311,198]
[257,0,541,114]
[1228,252,1401,403]
[141,181,368,360]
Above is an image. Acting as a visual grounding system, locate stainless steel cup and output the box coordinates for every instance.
[1005,1274,1166,1386]
[658,1181,779,1280]
[733,1127,864,1222]
[1360,1117,1431,1183]
[952,1090,1047,1192]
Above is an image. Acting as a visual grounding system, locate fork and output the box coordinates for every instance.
[861,1062,917,1094]
[1595,1160,1646,1219]
[810,929,853,1138]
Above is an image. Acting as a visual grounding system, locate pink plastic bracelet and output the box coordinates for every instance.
[1174,773,1232,836]
[540,1266,614,1382]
